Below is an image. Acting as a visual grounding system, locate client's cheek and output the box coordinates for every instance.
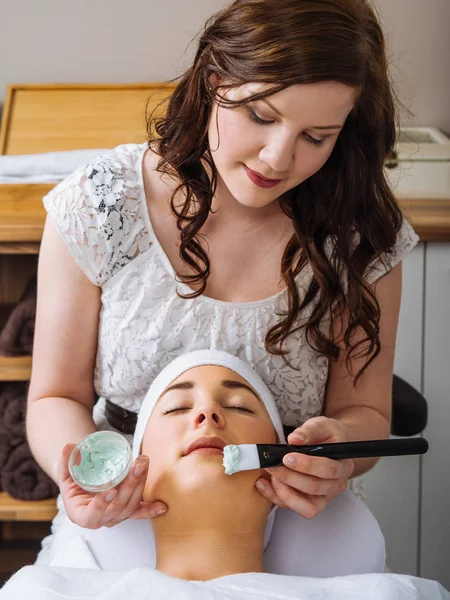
[142,471,158,502]
[142,458,179,502]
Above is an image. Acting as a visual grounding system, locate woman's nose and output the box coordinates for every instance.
[259,134,295,174]
[194,405,225,428]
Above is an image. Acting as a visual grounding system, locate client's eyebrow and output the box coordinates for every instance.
[159,379,260,402]
[220,380,261,403]
[160,381,194,398]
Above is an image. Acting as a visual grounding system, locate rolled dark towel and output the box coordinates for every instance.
[0,425,23,492]
[0,382,27,437]
[0,298,36,357]
[0,275,37,357]
[1,440,59,501]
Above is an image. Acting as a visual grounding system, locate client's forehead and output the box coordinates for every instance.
[159,365,261,402]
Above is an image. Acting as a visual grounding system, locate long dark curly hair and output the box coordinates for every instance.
[148,0,405,382]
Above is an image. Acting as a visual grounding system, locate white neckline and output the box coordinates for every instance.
[136,144,289,309]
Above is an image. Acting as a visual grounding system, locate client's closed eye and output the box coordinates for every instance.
[162,406,190,415]
[225,405,255,414]
[162,404,255,415]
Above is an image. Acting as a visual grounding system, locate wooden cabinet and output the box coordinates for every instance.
[0,83,174,524]
[0,246,57,520]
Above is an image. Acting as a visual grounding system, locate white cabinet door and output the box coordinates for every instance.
[362,244,424,575]
[421,243,450,589]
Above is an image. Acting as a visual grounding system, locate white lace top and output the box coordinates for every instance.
[43,143,419,432]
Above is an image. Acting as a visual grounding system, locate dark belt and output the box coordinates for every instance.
[105,398,295,439]
[105,399,138,435]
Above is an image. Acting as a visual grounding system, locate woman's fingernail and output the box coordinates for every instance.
[255,480,266,492]
[284,454,296,467]
[134,459,148,477]
[272,476,281,489]
[290,434,305,443]
[104,490,116,503]
[156,506,167,516]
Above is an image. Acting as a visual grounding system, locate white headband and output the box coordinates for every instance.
[132,349,286,460]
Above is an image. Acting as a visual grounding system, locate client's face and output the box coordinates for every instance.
[141,365,277,505]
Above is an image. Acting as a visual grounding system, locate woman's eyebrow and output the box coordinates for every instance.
[160,381,194,397]
[221,380,261,402]
[159,379,261,402]
[311,125,342,130]
[259,98,283,117]
[259,99,342,130]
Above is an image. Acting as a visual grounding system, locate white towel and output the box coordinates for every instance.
[2,566,449,599]
[0,148,111,183]
[49,536,101,570]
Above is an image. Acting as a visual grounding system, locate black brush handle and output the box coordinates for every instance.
[257,438,428,467]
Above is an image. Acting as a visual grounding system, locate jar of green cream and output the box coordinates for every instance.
[69,431,132,493]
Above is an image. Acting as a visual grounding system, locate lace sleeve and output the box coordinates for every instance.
[42,148,150,286]
[364,218,419,285]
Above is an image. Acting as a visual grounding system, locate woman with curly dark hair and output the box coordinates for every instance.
[27,0,417,576]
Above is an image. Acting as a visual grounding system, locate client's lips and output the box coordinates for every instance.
[184,437,227,456]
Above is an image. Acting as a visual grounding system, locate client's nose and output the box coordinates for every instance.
[194,405,225,428]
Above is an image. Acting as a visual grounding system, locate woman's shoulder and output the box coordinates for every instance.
[43,142,146,212]
[321,218,419,289]
[42,143,152,286]
[364,218,419,286]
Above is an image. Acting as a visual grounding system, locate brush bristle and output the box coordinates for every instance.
[223,444,260,474]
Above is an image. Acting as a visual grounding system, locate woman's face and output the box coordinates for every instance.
[208,80,356,210]
[141,365,277,498]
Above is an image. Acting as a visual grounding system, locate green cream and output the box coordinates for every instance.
[223,444,240,475]
[70,431,131,491]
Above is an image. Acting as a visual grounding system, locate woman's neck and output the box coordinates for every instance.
[154,526,265,581]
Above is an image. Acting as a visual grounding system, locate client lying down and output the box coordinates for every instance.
[3,350,448,599]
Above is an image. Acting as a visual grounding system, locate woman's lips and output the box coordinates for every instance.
[187,448,224,456]
[184,436,227,456]
[244,165,282,189]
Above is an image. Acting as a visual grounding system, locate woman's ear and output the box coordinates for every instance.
[208,73,221,90]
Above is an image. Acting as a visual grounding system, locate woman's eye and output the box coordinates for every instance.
[247,107,274,126]
[162,406,190,415]
[304,133,326,147]
[225,405,255,414]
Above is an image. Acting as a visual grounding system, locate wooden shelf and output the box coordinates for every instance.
[399,197,450,242]
[0,184,50,243]
[0,356,32,381]
[0,492,57,522]
[0,189,449,243]
[0,242,40,254]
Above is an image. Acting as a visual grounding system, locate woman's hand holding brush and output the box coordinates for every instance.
[254,416,355,519]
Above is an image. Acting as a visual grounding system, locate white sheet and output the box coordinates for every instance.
[2,565,449,600]
[49,536,101,570]
[3,542,449,600]
[0,148,111,183]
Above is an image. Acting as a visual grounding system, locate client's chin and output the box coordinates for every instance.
[144,458,272,531]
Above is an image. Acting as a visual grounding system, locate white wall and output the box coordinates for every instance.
[373,0,450,132]
[0,0,449,131]
[0,0,227,96]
